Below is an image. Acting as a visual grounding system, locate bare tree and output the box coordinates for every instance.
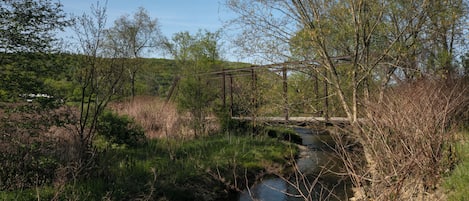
[225,0,468,200]
[72,1,125,160]
[225,0,468,123]
[106,7,163,98]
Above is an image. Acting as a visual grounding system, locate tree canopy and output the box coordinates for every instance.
[163,30,223,135]
[0,0,71,101]
[226,0,468,122]
[0,0,70,53]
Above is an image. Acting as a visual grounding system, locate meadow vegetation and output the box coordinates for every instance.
[2,0,469,200]
[0,97,298,201]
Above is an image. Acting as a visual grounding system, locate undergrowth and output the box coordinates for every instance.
[1,133,297,201]
[443,129,469,201]
[0,98,299,200]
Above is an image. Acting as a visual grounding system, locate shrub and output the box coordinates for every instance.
[97,111,145,147]
[0,144,60,190]
[0,103,77,191]
[357,78,469,200]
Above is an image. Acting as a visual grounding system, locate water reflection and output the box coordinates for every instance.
[238,127,351,201]
[238,178,287,201]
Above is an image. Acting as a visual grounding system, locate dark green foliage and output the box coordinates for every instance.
[138,58,179,96]
[0,187,56,201]
[0,143,59,191]
[0,53,78,102]
[96,111,145,147]
[0,52,246,103]
[0,102,72,191]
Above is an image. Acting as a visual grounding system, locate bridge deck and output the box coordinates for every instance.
[232,116,350,124]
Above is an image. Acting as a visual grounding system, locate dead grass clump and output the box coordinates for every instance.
[357,78,469,200]
[110,96,187,139]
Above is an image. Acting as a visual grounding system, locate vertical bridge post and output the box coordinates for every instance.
[229,73,233,117]
[251,68,257,127]
[282,65,289,121]
[222,69,226,109]
[323,69,329,122]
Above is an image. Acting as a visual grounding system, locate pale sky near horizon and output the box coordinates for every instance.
[60,0,230,37]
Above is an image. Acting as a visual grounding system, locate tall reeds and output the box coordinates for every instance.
[110,96,188,139]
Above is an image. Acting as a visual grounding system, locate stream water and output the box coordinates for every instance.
[238,127,352,201]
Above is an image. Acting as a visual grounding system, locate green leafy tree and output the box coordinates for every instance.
[0,0,71,101]
[0,0,70,54]
[226,0,468,123]
[163,30,223,136]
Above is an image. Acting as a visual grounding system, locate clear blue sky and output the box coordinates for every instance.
[60,0,229,38]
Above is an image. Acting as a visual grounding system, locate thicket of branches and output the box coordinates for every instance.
[226,0,469,200]
[351,78,469,200]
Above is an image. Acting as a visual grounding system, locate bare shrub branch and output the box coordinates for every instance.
[355,78,469,200]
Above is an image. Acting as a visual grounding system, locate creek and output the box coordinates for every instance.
[238,127,352,201]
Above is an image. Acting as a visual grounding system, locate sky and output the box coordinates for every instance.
[58,0,240,60]
[60,0,230,37]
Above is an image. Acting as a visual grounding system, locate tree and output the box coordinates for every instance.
[226,0,468,199]
[0,0,71,101]
[0,0,70,54]
[106,7,163,98]
[424,0,467,77]
[463,53,469,76]
[72,1,125,159]
[226,0,468,123]
[163,30,223,136]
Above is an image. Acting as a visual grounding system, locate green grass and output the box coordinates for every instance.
[93,134,297,200]
[0,187,55,201]
[1,133,297,201]
[443,129,469,201]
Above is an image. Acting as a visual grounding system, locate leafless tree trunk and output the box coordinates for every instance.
[72,1,125,163]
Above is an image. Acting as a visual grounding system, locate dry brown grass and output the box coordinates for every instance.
[110,96,191,139]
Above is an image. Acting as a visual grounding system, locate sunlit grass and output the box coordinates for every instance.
[82,133,297,200]
[443,129,469,201]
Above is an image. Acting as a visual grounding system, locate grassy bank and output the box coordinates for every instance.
[1,133,297,201]
[443,129,469,201]
[0,97,300,200]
